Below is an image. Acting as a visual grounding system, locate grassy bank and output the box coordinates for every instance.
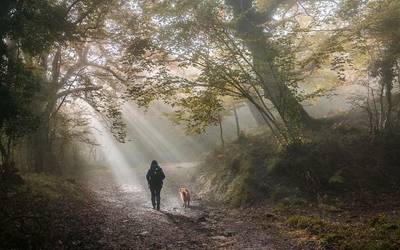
[0,173,106,249]
[197,129,400,204]
[195,129,400,248]
[285,213,400,249]
[275,191,400,249]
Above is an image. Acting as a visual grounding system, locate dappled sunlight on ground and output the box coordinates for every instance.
[79,103,300,249]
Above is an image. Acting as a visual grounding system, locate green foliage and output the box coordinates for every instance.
[286,215,330,234]
[272,137,349,192]
[0,63,41,134]
[171,90,223,134]
[329,170,345,185]
[104,102,127,143]
[8,0,70,54]
[197,147,254,205]
[196,133,280,205]
[286,213,400,249]
[0,60,41,171]
[1,0,138,172]
[198,127,400,204]
[24,173,85,201]
[129,0,323,140]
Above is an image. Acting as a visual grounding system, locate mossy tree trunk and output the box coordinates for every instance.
[226,0,314,131]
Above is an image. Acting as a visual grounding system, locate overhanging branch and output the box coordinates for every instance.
[87,63,127,83]
[56,85,102,98]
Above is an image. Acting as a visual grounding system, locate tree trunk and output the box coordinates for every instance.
[381,49,395,131]
[218,113,225,148]
[226,0,314,129]
[233,103,240,138]
[246,100,266,126]
[32,87,59,172]
[31,47,62,172]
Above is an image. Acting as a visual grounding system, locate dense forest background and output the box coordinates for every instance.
[1,0,400,249]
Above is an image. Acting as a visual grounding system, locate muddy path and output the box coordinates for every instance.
[85,163,299,249]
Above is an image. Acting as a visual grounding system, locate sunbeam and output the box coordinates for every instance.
[88,114,144,194]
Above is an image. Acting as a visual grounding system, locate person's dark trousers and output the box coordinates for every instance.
[150,186,162,210]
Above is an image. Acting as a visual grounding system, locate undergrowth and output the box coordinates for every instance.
[286,214,400,249]
[197,129,400,204]
[0,173,101,249]
[196,128,400,248]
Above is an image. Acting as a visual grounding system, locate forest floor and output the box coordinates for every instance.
[82,163,299,249]
[75,161,400,250]
[3,163,400,249]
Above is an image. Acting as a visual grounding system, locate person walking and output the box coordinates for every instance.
[146,160,165,210]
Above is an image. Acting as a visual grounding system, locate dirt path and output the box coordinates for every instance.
[85,163,299,249]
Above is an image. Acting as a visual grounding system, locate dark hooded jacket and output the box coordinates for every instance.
[146,163,165,189]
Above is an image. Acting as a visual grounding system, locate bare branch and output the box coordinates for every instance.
[87,62,127,82]
[56,85,102,98]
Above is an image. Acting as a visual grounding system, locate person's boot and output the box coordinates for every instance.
[151,193,156,209]
[156,193,161,210]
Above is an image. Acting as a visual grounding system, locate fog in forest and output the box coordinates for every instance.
[3,0,400,249]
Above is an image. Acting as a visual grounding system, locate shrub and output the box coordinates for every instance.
[197,129,400,204]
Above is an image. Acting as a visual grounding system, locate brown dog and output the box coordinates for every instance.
[179,187,190,208]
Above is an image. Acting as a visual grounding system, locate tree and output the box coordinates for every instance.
[358,0,400,133]
[1,0,150,172]
[0,61,41,176]
[225,0,315,129]
[126,0,328,143]
[300,0,400,134]
[24,0,125,171]
[0,0,44,177]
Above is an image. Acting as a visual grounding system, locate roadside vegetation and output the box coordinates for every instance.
[0,173,108,249]
[196,123,400,248]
